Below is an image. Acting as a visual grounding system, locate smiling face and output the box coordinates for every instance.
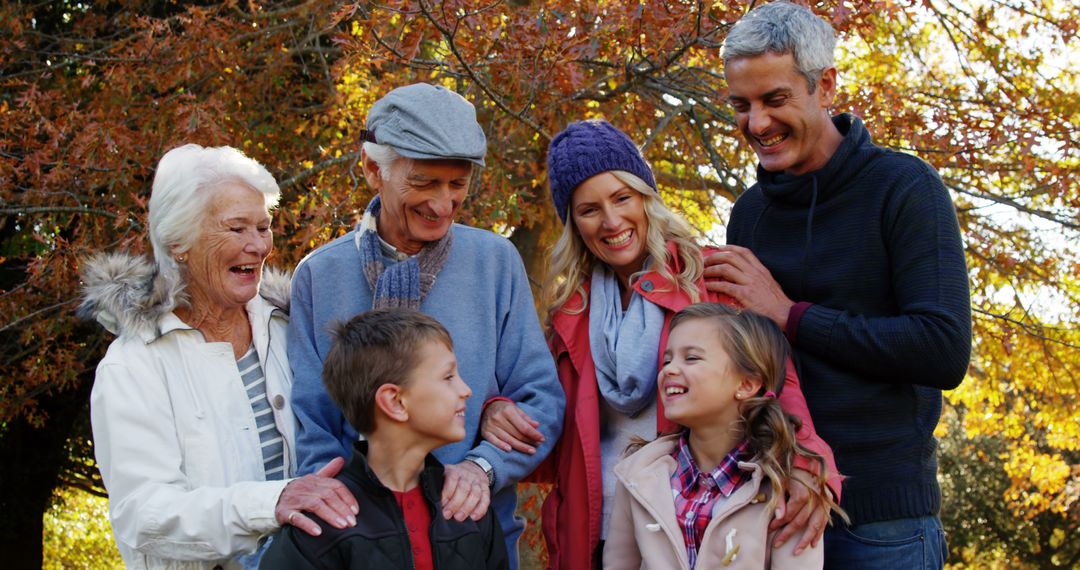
[661,317,758,432]
[399,339,472,446]
[365,156,472,255]
[725,51,841,176]
[181,181,273,312]
[571,172,650,287]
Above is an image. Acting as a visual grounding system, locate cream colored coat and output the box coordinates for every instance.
[603,434,823,569]
[84,254,296,569]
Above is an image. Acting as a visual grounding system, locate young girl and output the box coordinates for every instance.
[603,303,845,569]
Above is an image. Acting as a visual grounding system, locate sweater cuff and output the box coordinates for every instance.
[785,302,814,344]
[481,396,513,415]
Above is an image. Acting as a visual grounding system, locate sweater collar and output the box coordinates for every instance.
[757,113,877,206]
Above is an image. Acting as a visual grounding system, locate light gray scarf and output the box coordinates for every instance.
[588,264,665,416]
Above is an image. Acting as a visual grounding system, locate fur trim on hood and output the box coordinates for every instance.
[79,252,291,337]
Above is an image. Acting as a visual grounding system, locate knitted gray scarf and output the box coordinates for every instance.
[355,196,454,310]
[588,263,664,416]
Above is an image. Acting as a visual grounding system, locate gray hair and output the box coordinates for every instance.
[148,144,279,291]
[722,1,837,92]
[362,141,404,181]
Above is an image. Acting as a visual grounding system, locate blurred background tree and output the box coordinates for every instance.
[1,1,1076,567]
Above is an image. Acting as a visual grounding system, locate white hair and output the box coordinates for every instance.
[722,1,837,92]
[148,144,279,291]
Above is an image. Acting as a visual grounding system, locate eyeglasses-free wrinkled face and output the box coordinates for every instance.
[181,182,273,311]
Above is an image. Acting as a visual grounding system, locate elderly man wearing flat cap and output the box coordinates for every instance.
[288,83,565,567]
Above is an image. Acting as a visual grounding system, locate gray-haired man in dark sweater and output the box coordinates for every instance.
[704,3,972,569]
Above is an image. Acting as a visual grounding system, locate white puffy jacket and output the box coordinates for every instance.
[83,253,297,570]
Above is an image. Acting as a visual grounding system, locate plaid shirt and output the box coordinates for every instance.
[670,433,751,569]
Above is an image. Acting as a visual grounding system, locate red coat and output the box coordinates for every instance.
[535,244,841,570]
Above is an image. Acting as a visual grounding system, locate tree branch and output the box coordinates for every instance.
[416,0,551,141]
[0,206,118,220]
[277,151,362,191]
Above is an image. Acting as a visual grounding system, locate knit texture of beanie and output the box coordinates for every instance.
[547,119,657,224]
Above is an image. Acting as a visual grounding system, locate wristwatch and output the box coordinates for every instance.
[465,455,495,488]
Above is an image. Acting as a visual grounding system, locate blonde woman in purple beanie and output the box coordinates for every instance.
[480,120,840,569]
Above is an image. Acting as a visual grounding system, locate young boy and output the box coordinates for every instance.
[261,308,508,569]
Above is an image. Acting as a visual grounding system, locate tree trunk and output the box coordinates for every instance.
[0,380,93,569]
[509,212,557,311]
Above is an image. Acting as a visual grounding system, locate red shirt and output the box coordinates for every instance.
[392,486,433,570]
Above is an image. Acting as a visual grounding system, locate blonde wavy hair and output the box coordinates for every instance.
[542,170,704,325]
[663,303,848,523]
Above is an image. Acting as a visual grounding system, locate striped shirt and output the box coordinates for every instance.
[237,346,285,480]
[670,434,751,569]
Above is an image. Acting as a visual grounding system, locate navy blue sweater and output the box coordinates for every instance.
[726,114,972,525]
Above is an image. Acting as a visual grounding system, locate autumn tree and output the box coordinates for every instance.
[1,0,1077,567]
[0,1,355,566]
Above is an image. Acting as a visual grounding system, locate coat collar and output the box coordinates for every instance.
[80,251,290,343]
[343,440,446,506]
[550,241,730,401]
[553,242,691,325]
[614,434,769,559]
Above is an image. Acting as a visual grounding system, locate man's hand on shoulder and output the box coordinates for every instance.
[440,461,491,522]
[703,245,794,328]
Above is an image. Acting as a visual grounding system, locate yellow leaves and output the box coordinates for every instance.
[43,488,122,569]
[1050,527,1067,549]
[1001,443,1074,518]
[933,417,949,439]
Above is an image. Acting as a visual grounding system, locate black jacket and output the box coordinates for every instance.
[260,442,508,570]
[727,114,972,525]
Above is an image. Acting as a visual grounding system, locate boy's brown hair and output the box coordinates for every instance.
[322,308,454,434]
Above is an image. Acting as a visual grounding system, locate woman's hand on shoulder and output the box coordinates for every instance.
[275,456,359,537]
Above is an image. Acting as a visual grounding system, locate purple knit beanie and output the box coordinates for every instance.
[547,119,657,224]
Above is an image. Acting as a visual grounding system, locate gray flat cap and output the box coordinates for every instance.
[363,83,487,166]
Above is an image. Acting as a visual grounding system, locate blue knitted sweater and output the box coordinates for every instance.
[287,223,565,562]
[726,114,972,525]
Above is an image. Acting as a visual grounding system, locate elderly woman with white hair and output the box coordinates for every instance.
[81,144,357,570]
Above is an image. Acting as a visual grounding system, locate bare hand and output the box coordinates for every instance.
[275,457,359,537]
[702,245,794,328]
[440,461,491,522]
[481,400,544,454]
[770,468,828,555]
